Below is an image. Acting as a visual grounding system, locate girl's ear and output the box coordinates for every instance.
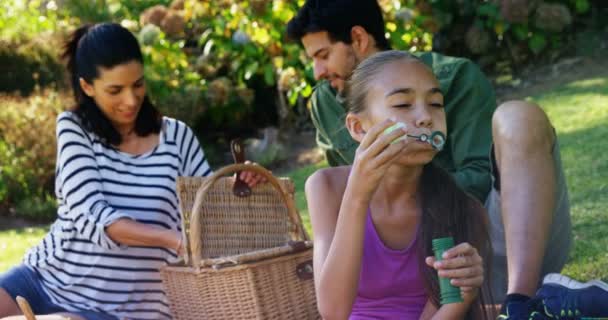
[345,112,367,143]
[79,77,95,97]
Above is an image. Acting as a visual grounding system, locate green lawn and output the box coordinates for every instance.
[0,226,48,272]
[1,76,606,282]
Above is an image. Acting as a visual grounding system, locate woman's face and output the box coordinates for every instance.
[80,60,145,130]
[357,60,447,165]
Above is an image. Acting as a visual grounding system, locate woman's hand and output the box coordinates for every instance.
[168,231,185,256]
[349,118,409,199]
[237,161,268,187]
[425,242,484,303]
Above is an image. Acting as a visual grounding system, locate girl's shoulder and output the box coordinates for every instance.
[305,165,351,198]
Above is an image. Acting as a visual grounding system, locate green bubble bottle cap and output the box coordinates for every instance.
[432,237,464,305]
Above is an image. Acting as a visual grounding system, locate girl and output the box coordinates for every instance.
[305,50,492,320]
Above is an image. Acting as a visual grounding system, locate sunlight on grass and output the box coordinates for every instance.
[0,226,48,272]
[529,77,608,133]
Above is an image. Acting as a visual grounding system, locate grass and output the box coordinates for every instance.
[0,226,48,272]
[1,76,606,282]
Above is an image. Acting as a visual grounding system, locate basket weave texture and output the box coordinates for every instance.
[160,164,320,319]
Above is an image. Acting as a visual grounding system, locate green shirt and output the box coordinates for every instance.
[309,52,496,202]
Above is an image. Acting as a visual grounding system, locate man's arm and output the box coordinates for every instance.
[425,53,496,202]
[309,81,357,167]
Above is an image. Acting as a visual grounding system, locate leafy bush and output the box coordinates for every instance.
[428,0,602,66]
[0,38,65,96]
[61,0,174,23]
[0,0,67,95]
[0,0,65,43]
[0,90,68,220]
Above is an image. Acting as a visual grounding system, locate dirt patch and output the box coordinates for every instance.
[0,216,48,231]
[269,130,325,175]
[494,53,608,102]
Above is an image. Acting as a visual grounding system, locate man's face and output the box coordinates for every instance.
[301,31,358,92]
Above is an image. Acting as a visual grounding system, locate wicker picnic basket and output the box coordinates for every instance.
[160,163,320,319]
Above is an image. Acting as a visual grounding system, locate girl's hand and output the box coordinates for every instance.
[238,161,268,187]
[425,242,484,303]
[349,118,410,199]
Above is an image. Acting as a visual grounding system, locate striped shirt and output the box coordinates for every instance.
[24,111,211,319]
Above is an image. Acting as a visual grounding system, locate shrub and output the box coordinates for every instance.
[0,90,68,220]
[0,38,65,96]
[429,0,599,65]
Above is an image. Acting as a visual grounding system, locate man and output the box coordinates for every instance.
[287,0,573,317]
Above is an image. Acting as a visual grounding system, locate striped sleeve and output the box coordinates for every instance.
[176,121,212,177]
[55,114,132,250]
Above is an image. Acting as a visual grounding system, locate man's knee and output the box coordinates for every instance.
[492,100,555,155]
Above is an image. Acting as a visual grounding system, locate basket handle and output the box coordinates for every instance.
[230,139,252,197]
[189,163,308,270]
[16,296,37,320]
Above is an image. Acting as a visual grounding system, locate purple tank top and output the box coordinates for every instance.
[349,209,427,320]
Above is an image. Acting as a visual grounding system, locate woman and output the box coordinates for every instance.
[305,50,492,320]
[0,23,262,319]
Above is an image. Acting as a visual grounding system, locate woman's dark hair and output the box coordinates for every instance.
[345,50,493,319]
[286,0,391,51]
[62,22,161,146]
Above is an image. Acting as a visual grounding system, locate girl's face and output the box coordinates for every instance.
[80,60,146,131]
[353,60,447,166]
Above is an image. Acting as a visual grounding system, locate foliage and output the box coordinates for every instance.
[428,0,603,66]
[0,38,65,96]
[0,0,66,43]
[140,33,207,124]
[61,0,174,23]
[0,0,68,95]
[0,90,67,220]
[177,0,312,134]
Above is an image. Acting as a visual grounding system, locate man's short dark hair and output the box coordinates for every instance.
[287,0,391,50]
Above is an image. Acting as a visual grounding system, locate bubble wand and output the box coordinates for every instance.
[383,122,446,151]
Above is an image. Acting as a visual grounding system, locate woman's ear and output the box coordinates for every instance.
[345,112,367,143]
[79,77,95,97]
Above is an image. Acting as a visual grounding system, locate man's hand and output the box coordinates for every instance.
[238,161,268,187]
